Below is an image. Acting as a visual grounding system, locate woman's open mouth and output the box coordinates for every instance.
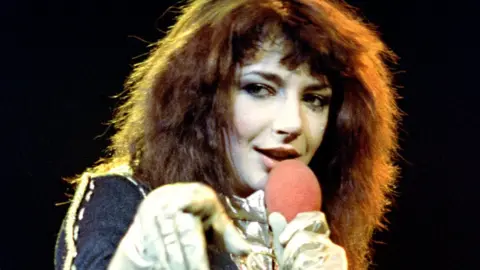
[254,146,301,170]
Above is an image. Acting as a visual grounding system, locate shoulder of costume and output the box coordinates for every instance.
[58,164,149,270]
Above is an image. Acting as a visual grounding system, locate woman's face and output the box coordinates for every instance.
[227,41,332,196]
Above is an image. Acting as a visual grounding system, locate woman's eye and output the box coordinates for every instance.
[303,93,327,109]
[243,83,274,97]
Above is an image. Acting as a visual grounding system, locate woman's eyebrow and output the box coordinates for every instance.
[243,71,283,86]
[244,70,331,92]
[304,83,332,93]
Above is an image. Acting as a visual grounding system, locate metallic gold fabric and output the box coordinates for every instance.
[221,190,278,270]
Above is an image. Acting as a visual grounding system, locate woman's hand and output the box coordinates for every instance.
[269,211,348,270]
[108,182,251,270]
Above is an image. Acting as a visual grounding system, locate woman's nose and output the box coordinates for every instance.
[271,98,302,141]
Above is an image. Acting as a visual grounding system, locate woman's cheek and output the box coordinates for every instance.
[305,109,330,149]
[234,94,279,140]
[234,114,261,138]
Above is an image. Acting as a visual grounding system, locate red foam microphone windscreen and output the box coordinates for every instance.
[265,159,322,222]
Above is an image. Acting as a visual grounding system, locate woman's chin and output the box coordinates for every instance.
[246,175,269,193]
[233,171,269,197]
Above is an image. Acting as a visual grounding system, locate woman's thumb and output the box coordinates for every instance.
[268,212,287,262]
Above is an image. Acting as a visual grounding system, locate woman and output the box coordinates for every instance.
[55,0,400,269]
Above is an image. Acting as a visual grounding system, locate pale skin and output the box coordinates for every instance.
[108,40,347,269]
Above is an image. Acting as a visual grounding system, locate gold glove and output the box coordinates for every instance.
[268,211,348,270]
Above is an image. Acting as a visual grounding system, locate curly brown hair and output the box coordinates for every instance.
[83,0,401,268]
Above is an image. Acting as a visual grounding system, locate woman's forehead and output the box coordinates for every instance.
[239,39,329,83]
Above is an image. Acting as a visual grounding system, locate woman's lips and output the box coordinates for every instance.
[255,146,301,171]
[261,153,279,171]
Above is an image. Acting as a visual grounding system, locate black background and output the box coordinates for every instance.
[1,1,479,269]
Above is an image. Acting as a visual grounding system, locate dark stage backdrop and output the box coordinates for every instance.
[1,1,479,269]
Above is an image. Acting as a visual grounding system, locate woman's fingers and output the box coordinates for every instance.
[111,183,222,270]
[281,230,347,270]
[270,211,347,270]
[108,211,210,270]
[171,212,210,270]
[159,183,253,256]
[212,212,252,255]
[111,182,249,269]
[278,211,330,245]
[143,182,252,263]
[137,206,211,270]
[281,230,327,270]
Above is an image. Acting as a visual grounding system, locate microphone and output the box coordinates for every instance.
[265,159,322,222]
[259,159,322,267]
